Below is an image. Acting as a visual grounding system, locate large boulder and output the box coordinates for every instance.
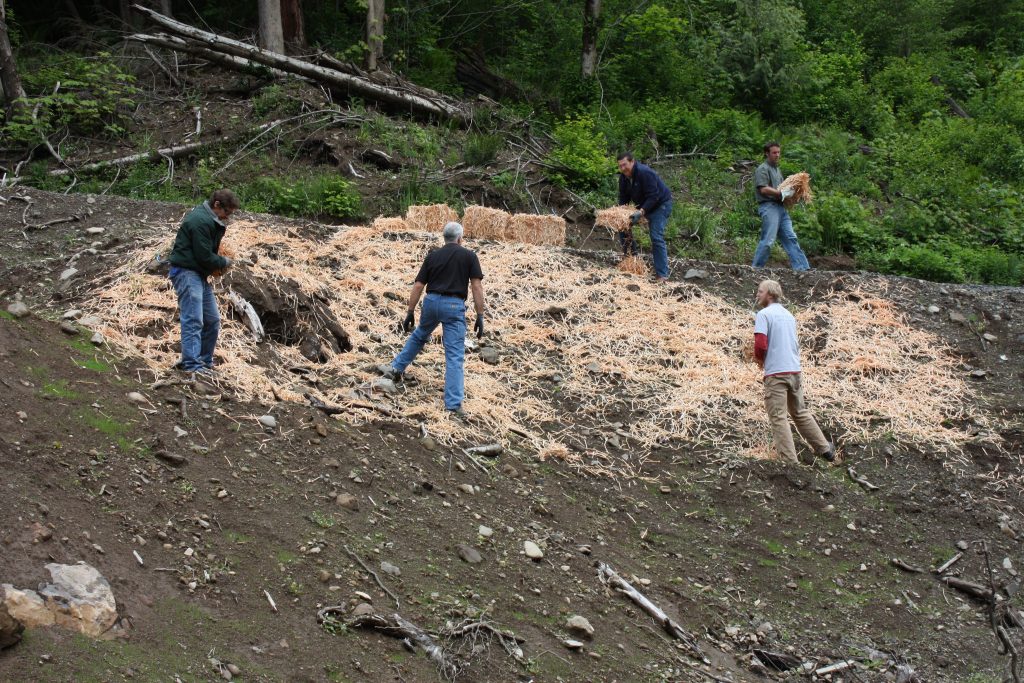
[2,563,118,639]
[0,594,24,649]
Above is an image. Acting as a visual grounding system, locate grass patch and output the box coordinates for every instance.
[81,412,129,436]
[275,549,299,565]
[42,379,81,400]
[225,530,253,545]
[0,310,15,321]
[762,539,786,555]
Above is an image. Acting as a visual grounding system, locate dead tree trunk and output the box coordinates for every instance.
[365,0,385,71]
[258,0,285,54]
[0,0,25,117]
[581,0,599,79]
[280,0,305,54]
[129,5,470,122]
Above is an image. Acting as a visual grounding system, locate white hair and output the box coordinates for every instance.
[442,221,464,243]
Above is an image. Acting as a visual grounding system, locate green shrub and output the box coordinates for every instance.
[547,115,614,189]
[242,175,362,219]
[3,52,137,146]
[252,84,303,117]
[862,243,966,283]
[463,133,504,166]
[870,56,945,123]
[670,203,721,258]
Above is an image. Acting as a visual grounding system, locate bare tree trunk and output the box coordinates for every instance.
[258,0,285,54]
[365,0,385,71]
[0,0,26,117]
[581,0,600,78]
[281,0,305,54]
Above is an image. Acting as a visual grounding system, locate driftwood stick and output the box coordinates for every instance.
[848,467,879,491]
[343,544,400,607]
[597,562,708,664]
[306,393,400,419]
[345,612,456,678]
[941,576,995,602]
[226,289,264,341]
[890,557,925,574]
[998,626,1022,683]
[935,552,963,574]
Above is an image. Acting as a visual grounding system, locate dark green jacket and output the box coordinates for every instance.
[168,201,229,277]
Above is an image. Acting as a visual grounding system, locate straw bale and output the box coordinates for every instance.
[372,216,409,233]
[461,205,511,241]
[405,204,459,233]
[780,172,813,208]
[595,205,637,233]
[505,213,566,247]
[617,255,648,276]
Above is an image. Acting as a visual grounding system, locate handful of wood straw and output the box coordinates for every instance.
[595,205,639,233]
[779,172,813,209]
[618,255,648,276]
[210,243,236,278]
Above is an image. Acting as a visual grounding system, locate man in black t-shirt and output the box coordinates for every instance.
[384,222,485,417]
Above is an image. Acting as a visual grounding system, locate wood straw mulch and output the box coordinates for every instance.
[617,255,648,276]
[504,213,566,246]
[780,172,813,209]
[87,218,987,479]
[595,205,637,233]
[373,216,409,233]
[461,205,511,241]
[405,204,459,233]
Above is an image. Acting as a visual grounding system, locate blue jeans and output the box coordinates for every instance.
[391,293,467,411]
[752,202,810,271]
[170,267,220,371]
[648,200,672,278]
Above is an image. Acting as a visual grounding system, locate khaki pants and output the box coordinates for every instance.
[763,373,829,464]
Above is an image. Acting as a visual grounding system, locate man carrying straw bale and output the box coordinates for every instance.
[167,189,239,375]
[753,279,835,465]
[380,222,486,419]
[616,152,674,283]
[752,142,811,271]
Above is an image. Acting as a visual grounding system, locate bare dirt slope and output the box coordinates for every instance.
[1,190,1023,683]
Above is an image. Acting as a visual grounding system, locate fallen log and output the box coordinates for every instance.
[318,610,456,679]
[226,289,264,341]
[48,118,289,176]
[596,562,708,664]
[942,575,995,602]
[128,33,289,79]
[130,4,470,123]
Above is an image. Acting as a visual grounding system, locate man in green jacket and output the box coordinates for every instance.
[167,189,239,374]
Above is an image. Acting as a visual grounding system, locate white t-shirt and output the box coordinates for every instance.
[754,303,802,376]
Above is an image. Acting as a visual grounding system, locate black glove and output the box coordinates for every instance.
[474,314,484,338]
[629,210,643,226]
[403,311,415,333]
[222,257,234,269]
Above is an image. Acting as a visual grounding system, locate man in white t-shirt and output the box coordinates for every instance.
[753,280,835,464]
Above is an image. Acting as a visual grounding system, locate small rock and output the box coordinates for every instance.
[983,333,998,342]
[479,348,499,365]
[562,639,584,651]
[565,615,594,639]
[226,664,241,677]
[173,426,188,439]
[315,423,328,437]
[258,415,277,430]
[85,227,105,235]
[59,268,78,282]
[371,378,398,394]
[126,392,146,404]
[502,464,519,478]
[59,321,78,335]
[970,369,988,379]
[956,540,969,551]
[478,525,493,538]
[16,411,27,420]
[419,435,438,451]
[216,489,228,499]
[380,561,401,577]
[586,362,601,374]
[524,541,543,560]
[350,602,374,617]
[31,523,53,544]
[927,305,940,314]
[458,484,475,495]
[78,315,101,328]
[949,311,966,324]
[683,268,709,280]
[456,544,483,564]
[62,310,82,320]
[89,333,104,346]
[659,486,671,494]
[6,302,30,319]
[336,493,359,511]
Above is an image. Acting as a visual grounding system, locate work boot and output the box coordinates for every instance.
[817,443,836,463]
[447,408,468,422]
[376,364,404,383]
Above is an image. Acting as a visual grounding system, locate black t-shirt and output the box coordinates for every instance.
[414,243,484,300]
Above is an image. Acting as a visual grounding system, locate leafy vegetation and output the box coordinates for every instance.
[4,0,1024,283]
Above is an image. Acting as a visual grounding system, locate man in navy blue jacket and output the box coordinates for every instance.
[617,153,674,282]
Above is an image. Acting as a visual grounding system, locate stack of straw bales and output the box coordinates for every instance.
[504,213,566,247]
[595,205,638,233]
[780,172,813,209]
[462,205,511,240]
[405,204,459,233]
[372,216,409,232]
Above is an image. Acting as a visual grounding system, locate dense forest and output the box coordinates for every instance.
[3,0,1024,284]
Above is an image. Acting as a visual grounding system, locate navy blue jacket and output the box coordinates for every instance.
[618,162,672,215]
